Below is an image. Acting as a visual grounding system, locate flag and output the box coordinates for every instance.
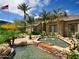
[0,5,8,9]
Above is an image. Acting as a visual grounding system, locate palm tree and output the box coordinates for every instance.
[18,3,31,20]
[27,16,35,39]
[17,3,31,33]
[53,8,68,35]
[39,9,50,35]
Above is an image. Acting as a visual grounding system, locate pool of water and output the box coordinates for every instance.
[40,37,68,48]
[14,45,60,59]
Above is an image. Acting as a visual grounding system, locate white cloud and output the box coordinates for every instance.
[0,19,13,22]
[0,0,24,16]
[43,0,51,5]
[0,0,51,16]
[25,0,38,7]
[24,0,51,15]
[9,0,24,16]
[34,15,40,19]
[65,10,71,15]
[75,1,79,4]
[70,0,79,4]
[0,0,9,6]
[26,8,37,15]
[65,10,70,13]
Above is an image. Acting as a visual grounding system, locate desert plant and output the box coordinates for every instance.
[76,32,79,39]
[50,32,56,37]
[31,31,40,35]
[67,52,79,59]
[0,29,21,45]
[67,31,72,38]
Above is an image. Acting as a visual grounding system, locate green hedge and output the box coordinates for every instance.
[0,29,21,44]
[67,52,79,59]
[31,31,41,35]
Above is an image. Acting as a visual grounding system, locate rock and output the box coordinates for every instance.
[0,43,11,58]
[18,41,27,46]
[2,47,11,55]
[0,46,6,54]
[14,38,27,46]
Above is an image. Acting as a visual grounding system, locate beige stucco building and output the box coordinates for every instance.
[33,15,79,36]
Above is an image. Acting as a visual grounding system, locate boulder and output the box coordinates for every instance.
[2,47,11,55]
[0,43,11,58]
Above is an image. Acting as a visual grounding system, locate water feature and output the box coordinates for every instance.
[40,37,68,48]
[14,45,60,59]
[13,37,68,59]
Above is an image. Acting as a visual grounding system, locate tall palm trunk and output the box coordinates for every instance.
[11,37,15,46]
[24,11,26,20]
[29,25,32,39]
[31,24,33,33]
[43,22,46,32]
[41,22,43,31]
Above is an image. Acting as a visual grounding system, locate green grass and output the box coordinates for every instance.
[0,35,7,44]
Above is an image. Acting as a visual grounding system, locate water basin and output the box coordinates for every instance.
[40,37,68,48]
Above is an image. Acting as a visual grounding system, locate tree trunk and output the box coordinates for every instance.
[29,25,32,39]
[11,37,15,46]
[24,11,26,20]
[41,22,43,32]
[6,39,12,47]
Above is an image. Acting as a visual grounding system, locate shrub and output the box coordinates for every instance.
[0,35,9,44]
[31,31,40,35]
[41,31,46,36]
[0,29,21,44]
[50,32,56,37]
[0,35,6,44]
[67,31,72,38]
[76,32,79,39]
[0,28,6,34]
[67,52,79,59]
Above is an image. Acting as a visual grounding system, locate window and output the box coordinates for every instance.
[51,25,57,32]
[68,23,77,34]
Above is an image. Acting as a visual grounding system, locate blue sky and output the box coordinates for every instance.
[0,0,79,22]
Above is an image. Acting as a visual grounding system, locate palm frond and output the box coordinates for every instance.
[27,16,35,24]
[18,3,31,12]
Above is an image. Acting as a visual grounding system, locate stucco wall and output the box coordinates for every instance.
[64,20,79,36]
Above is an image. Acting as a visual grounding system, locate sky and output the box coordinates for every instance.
[0,0,79,22]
